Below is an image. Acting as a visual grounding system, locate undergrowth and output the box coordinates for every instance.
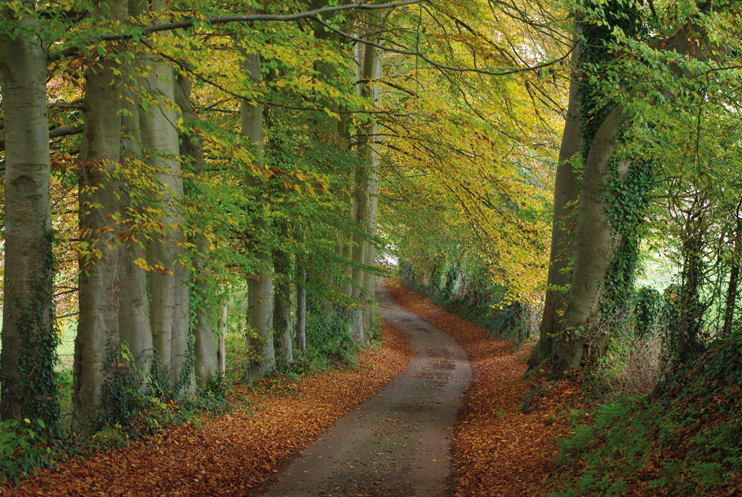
[549,333,742,496]
[0,366,237,489]
[400,266,540,342]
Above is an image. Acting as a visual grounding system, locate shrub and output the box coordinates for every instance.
[598,331,665,397]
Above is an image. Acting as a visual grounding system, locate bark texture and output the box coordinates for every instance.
[119,60,154,384]
[528,30,582,371]
[176,73,219,389]
[241,51,276,380]
[73,0,128,434]
[0,6,54,422]
[554,21,727,371]
[294,266,307,352]
[138,23,192,392]
[273,249,293,363]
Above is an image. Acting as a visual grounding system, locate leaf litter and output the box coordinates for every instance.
[6,322,411,496]
[385,279,591,497]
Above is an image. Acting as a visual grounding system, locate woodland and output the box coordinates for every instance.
[1,0,742,495]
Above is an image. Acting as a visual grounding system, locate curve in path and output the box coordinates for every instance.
[257,284,472,497]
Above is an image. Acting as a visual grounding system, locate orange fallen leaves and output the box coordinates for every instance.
[6,322,411,496]
[386,279,590,497]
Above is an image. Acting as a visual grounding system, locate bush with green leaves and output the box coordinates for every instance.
[305,303,356,367]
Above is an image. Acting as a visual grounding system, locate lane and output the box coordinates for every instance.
[258,283,472,497]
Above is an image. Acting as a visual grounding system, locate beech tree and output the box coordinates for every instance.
[0,0,57,424]
[531,0,742,372]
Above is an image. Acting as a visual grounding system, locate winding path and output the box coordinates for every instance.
[257,285,472,497]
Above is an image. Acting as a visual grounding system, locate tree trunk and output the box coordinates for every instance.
[352,39,383,342]
[0,5,56,424]
[527,29,582,371]
[362,169,379,332]
[73,0,128,435]
[241,51,275,380]
[273,249,293,363]
[294,265,307,352]
[219,299,228,373]
[140,59,191,392]
[349,167,368,343]
[722,220,741,336]
[557,107,624,371]
[554,21,725,372]
[176,73,219,389]
[119,59,154,385]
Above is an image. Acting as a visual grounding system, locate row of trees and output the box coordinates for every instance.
[386,0,742,382]
[0,0,418,436]
[1,0,575,438]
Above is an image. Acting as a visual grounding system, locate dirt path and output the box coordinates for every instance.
[258,285,472,497]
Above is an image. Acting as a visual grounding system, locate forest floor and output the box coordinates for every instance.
[6,280,590,496]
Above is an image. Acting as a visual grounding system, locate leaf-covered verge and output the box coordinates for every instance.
[385,279,591,496]
[2,322,410,496]
[549,334,742,497]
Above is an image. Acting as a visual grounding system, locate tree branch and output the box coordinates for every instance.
[49,0,428,62]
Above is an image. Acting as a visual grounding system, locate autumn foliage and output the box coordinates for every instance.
[4,322,411,496]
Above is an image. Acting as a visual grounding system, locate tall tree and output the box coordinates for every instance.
[554,7,729,371]
[0,0,57,424]
[73,0,128,433]
[175,72,220,389]
[527,27,582,371]
[137,0,192,393]
[119,58,154,385]
[242,50,275,381]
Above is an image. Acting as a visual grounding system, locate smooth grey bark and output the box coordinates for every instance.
[0,4,54,421]
[273,249,293,363]
[527,30,582,372]
[175,73,219,389]
[139,47,191,392]
[219,299,228,373]
[241,51,275,380]
[349,169,368,343]
[294,265,307,352]
[119,60,154,384]
[362,169,380,332]
[558,107,624,371]
[73,0,128,435]
[353,39,382,342]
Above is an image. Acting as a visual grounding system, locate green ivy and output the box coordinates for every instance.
[577,1,655,318]
[15,230,60,432]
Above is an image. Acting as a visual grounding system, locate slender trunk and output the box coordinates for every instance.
[722,221,741,336]
[0,5,55,423]
[349,168,368,343]
[273,249,293,363]
[294,265,307,352]
[527,29,582,371]
[73,0,127,434]
[241,51,275,380]
[119,59,153,384]
[219,299,228,373]
[352,39,383,342]
[362,169,379,331]
[176,73,218,389]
